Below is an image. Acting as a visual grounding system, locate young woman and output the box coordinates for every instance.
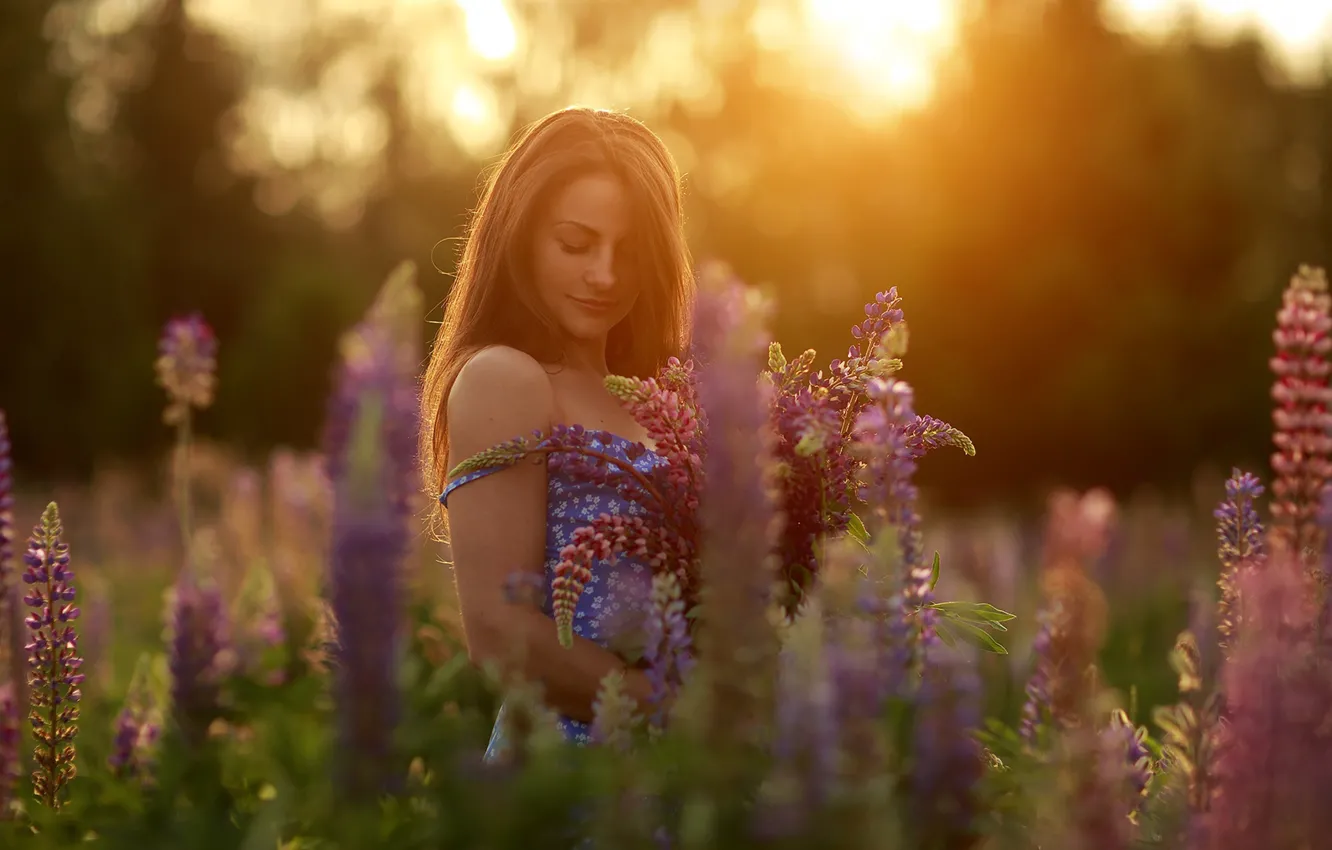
[419,106,695,759]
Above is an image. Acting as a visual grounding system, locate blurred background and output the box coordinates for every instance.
[3,0,1329,728]
[4,0,1331,507]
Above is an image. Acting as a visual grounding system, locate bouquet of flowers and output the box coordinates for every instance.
[449,268,979,651]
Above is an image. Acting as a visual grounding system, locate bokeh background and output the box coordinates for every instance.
[2,0,1331,720]
[6,0,1332,502]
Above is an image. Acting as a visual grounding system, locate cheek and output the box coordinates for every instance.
[533,243,579,294]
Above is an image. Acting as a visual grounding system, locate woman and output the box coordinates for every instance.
[419,106,695,759]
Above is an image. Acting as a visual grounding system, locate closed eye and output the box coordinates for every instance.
[559,240,590,255]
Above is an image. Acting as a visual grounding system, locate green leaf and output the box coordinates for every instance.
[934,620,958,648]
[929,551,941,591]
[930,600,1017,626]
[847,512,870,546]
[945,618,1010,654]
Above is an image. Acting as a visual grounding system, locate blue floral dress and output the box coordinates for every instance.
[440,432,665,761]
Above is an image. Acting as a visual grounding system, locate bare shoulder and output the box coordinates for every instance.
[447,346,554,456]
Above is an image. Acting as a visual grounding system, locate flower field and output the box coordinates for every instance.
[0,260,1328,850]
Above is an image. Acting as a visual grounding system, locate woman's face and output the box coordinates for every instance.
[530,171,640,344]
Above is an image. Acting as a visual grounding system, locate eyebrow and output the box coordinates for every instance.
[556,219,625,243]
[557,219,598,235]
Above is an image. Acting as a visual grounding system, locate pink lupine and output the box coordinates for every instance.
[552,514,691,647]
[0,682,18,817]
[1269,265,1332,563]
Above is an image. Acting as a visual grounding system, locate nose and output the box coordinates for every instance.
[584,246,616,292]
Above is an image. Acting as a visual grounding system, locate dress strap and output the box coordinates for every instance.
[439,466,505,507]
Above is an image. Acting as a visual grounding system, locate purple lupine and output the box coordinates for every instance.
[854,376,936,645]
[826,606,892,793]
[0,412,23,720]
[0,682,18,817]
[856,576,912,706]
[154,313,218,427]
[323,276,421,797]
[758,606,840,839]
[1104,709,1153,815]
[1269,266,1332,560]
[0,411,13,596]
[107,701,160,783]
[1213,469,1265,656]
[22,502,82,809]
[909,645,984,848]
[769,386,854,613]
[641,572,694,729]
[155,314,218,571]
[1018,605,1056,746]
[812,288,907,419]
[1206,552,1332,849]
[902,414,976,459]
[689,263,782,775]
[765,287,970,617]
[167,571,229,746]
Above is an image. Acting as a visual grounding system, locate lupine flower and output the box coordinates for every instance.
[688,265,784,797]
[1037,489,1114,727]
[1206,551,1332,849]
[1018,605,1057,746]
[551,511,688,649]
[1269,265,1332,562]
[323,265,421,797]
[452,415,702,649]
[1104,708,1154,817]
[230,564,287,685]
[107,699,161,783]
[767,385,851,613]
[854,375,936,645]
[0,682,18,817]
[1315,484,1332,635]
[771,599,839,816]
[0,411,23,716]
[167,571,229,746]
[1213,469,1265,655]
[1054,723,1136,850]
[641,571,694,729]
[22,502,82,809]
[765,288,971,616]
[856,575,912,706]
[590,670,641,752]
[902,414,977,459]
[0,410,13,595]
[155,313,218,426]
[449,271,972,659]
[909,645,984,848]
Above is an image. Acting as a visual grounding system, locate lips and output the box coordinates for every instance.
[570,296,616,313]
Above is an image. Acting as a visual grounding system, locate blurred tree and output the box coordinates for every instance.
[0,0,157,479]
[1,0,1329,509]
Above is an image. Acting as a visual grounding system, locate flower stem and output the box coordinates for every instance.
[176,408,193,572]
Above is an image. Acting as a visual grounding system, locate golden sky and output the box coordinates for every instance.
[141,0,1331,221]
[187,0,1332,135]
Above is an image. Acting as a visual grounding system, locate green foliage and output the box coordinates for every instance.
[930,600,1015,655]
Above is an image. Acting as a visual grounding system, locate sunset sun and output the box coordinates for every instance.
[801,0,957,109]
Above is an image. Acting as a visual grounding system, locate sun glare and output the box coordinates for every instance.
[801,0,957,110]
[456,0,518,62]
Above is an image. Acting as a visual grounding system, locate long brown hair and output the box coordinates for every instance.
[420,106,694,537]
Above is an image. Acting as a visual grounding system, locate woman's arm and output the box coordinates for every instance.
[444,345,652,723]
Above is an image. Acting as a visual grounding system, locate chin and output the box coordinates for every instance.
[558,309,627,342]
